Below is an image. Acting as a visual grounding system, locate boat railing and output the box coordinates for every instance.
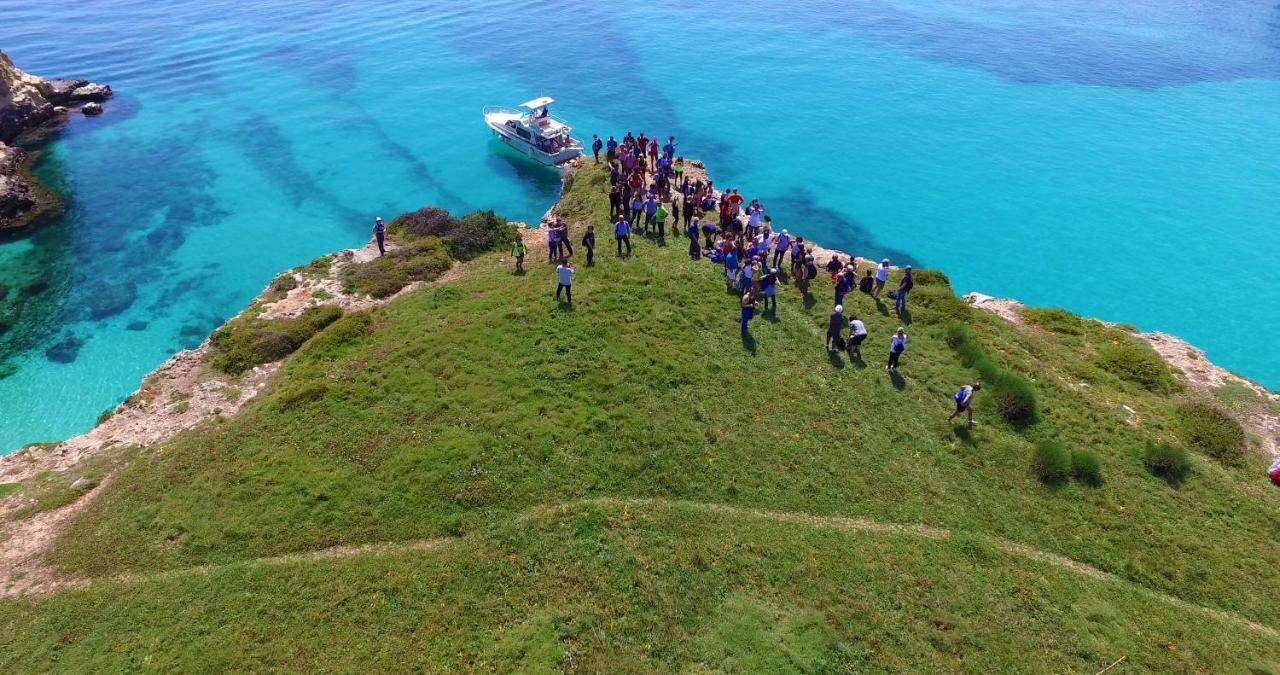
[482,105,523,117]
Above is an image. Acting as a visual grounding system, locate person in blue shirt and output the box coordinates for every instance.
[606,135,618,151]
[740,289,757,337]
[724,248,740,290]
[687,218,701,259]
[664,136,677,159]
[591,134,603,163]
[643,195,659,234]
[629,194,644,228]
[614,214,632,256]
[834,268,852,306]
[948,382,982,427]
[772,229,790,269]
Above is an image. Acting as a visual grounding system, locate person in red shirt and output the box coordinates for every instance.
[649,138,659,161]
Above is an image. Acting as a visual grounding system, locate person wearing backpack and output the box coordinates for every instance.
[858,268,874,295]
[948,382,982,428]
[372,216,387,256]
[887,327,908,370]
[581,225,596,267]
[511,237,527,274]
[896,265,914,316]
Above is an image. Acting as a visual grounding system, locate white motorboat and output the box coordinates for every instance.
[482,96,583,166]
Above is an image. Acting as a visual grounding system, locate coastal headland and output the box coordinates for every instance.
[0,50,111,232]
[1,153,1278,671]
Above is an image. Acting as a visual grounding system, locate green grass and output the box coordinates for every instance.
[340,236,452,299]
[1096,339,1178,393]
[207,305,343,375]
[7,159,1280,670]
[1176,401,1247,465]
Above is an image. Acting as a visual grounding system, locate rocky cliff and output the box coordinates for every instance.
[0,50,111,230]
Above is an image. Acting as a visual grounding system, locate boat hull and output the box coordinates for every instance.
[484,116,582,166]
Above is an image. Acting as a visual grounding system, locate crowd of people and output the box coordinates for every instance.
[512,131,978,426]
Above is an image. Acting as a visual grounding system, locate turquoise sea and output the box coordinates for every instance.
[2,0,1279,452]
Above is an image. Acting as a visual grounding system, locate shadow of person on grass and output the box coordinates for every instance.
[802,293,816,311]
[827,350,846,369]
[557,301,575,312]
[898,308,913,325]
[741,332,757,354]
[848,352,866,369]
[953,424,975,446]
[889,369,906,390]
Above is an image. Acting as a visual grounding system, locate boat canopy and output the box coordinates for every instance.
[520,96,555,110]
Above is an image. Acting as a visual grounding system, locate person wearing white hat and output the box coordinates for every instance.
[373,217,386,256]
[772,229,791,269]
[826,304,846,351]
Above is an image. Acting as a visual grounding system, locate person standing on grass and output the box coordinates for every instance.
[687,217,701,259]
[643,194,659,234]
[896,265,914,316]
[655,200,668,239]
[773,229,790,269]
[760,267,778,312]
[846,313,868,359]
[581,224,596,267]
[547,225,559,263]
[948,382,982,428]
[608,183,622,218]
[740,289,758,336]
[556,219,574,259]
[512,237,527,274]
[556,258,574,304]
[591,134,603,163]
[614,214,632,256]
[834,268,852,307]
[630,192,644,228]
[887,327,908,370]
[873,258,890,297]
[826,304,845,352]
[373,217,386,256]
[724,248,740,291]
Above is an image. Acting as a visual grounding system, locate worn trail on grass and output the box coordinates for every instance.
[39,496,1280,641]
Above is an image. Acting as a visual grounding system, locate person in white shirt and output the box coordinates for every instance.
[887,327,907,370]
[555,258,574,304]
[847,314,868,359]
[873,258,890,298]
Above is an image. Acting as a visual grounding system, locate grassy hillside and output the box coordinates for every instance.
[3,159,1279,672]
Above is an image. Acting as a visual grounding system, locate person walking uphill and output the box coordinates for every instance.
[614,214,632,256]
[372,217,387,256]
[887,327,908,370]
[846,313,868,359]
[556,258,574,304]
[948,382,982,428]
[512,237,527,274]
[826,304,846,352]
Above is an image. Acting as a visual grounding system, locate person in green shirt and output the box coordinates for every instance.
[655,202,669,239]
[512,238,526,274]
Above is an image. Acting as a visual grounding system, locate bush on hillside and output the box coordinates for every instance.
[298,311,374,361]
[1175,401,1246,465]
[1023,307,1085,335]
[447,210,517,261]
[988,370,1039,426]
[1071,449,1104,487]
[1096,341,1175,392]
[208,305,343,375]
[908,269,950,286]
[911,288,972,325]
[1032,440,1071,485]
[341,237,453,299]
[388,207,457,238]
[1144,441,1190,487]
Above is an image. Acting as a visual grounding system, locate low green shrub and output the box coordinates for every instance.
[1071,449,1104,487]
[268,274,298,296]
[1175,401,1246,465]
[299,311,374,360]
[1032,440,1071,485]
[909,269,950,287]
[1144,441,1190,487]
[910,287,971,325]
[341,237,452,299]
[447,210,518,261]
[989,370,1039,426]
[1097,341,1175,391]
[1023,307,1085,335]
[208,305,343,375]
[388,206,457,238]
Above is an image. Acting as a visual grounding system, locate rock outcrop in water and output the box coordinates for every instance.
[0,50,112,231]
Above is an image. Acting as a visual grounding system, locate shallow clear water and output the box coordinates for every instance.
[2,0,1279,452]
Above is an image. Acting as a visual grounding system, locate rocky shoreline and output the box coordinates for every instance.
[0,50,111,231]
